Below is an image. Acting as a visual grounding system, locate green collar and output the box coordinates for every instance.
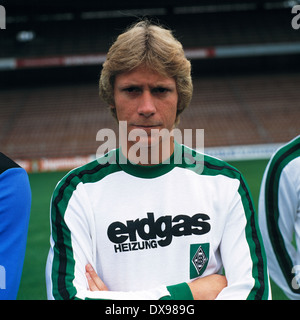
[116,142,182,179]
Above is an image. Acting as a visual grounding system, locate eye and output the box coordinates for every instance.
[152,87,170,94]
[123,86,141,93]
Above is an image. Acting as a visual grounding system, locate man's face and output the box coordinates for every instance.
[112,65,178,156]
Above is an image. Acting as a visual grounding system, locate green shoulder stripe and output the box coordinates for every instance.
[264,136,300,293]
[50,150,121,300]
[178,145,269,300]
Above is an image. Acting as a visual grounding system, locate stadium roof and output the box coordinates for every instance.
[2,0,299,16]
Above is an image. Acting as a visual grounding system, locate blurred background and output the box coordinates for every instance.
[1,0,300,163]
[0,0,299,299]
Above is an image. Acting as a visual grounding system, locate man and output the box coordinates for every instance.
[258,135,300,300]
[46,20,269,300]
[0,153,31,299]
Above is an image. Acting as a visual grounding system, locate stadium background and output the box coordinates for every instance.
[1,0,300,299]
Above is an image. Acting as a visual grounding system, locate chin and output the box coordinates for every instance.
[139,136,160,148]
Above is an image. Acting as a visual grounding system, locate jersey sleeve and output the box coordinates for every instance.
[216,174,270,300]
[45,175,193,300]
[259,155,300,299]
[0,167,31,300]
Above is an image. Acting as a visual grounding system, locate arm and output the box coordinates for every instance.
[86,263,227,300]
[0,168,31,300]
[259,156,300,299]
[216,174,270,300]
[46,178,194,300]
[275,165,300,294]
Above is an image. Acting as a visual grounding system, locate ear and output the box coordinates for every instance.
[109,104,118,122]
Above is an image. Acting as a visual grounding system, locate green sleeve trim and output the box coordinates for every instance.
[160,283,194,300]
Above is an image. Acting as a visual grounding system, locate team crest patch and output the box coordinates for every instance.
[190,243,209,279]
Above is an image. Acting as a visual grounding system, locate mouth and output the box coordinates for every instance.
[130,124,162,129]
[130,125,162,136]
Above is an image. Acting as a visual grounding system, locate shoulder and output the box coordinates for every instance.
[0,154,31,215]
[265,135,300,180]
[52,149,121,197]
[269,135,300,167]
[178,144,254,209]
[179,143,242,181]
[0,153,30,188]
[0,152,20,175]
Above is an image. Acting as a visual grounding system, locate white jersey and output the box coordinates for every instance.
[46,142,269,300]
[259,135,300,300]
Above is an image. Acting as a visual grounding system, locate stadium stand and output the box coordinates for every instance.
[0,1,299,164]
[1,7,299,58]
[0,71,299,160]
[181,73,300,148]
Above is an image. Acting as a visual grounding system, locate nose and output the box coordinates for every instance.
[137,91,156,117]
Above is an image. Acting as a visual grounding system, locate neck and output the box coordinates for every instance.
[121,137,175,166]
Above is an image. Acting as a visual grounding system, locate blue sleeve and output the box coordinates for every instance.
[0,167,31,300]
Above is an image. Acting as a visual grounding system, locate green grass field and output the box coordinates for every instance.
[17,159,289,300]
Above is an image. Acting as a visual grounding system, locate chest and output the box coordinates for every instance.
[85,169,236,251]
[83,169,238,288]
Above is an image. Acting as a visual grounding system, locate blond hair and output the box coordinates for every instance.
[99,20,193,124]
